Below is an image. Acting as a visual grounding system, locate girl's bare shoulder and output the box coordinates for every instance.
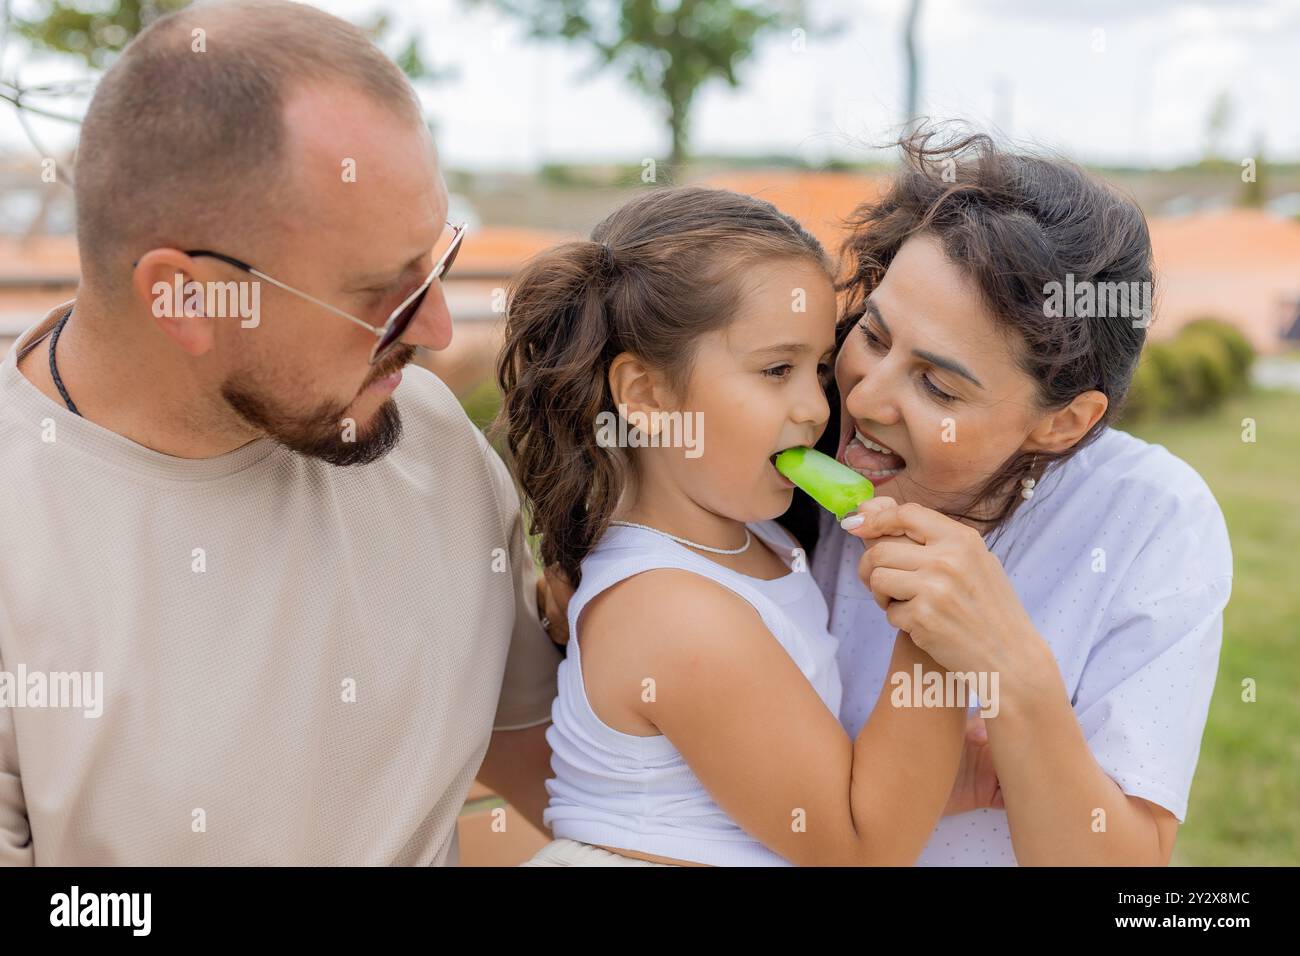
[575,569,762,736]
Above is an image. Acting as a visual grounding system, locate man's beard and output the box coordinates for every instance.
[222,346,416,466]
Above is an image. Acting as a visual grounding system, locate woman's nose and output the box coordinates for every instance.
[401,281,453,352]
[844,358,901,427]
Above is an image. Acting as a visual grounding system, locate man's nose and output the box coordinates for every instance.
[400,281,453,352]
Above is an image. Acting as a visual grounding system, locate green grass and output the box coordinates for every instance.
[1120,387,1300,865]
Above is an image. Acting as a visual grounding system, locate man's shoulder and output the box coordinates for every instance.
[387,366,515,517]
[393,363,472,424]
[391,365,489,459]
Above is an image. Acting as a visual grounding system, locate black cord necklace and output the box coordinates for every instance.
[48,305,81,417]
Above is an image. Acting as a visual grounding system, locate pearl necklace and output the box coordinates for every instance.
[609,520,752,555]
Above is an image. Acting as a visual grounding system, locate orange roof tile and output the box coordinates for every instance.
[697,170,885,251]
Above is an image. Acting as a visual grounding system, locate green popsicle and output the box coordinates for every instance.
[774,446,875,521]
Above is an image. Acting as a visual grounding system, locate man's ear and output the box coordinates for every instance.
[1024,389,1108,454]
[607,351,671,435]
[132,248,219,357]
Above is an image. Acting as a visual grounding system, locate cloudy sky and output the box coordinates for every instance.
[3,0,1298,170]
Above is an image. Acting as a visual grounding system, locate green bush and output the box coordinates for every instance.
[1181,317,1255,380]
[1121,316,1255,424]
[1176,333,1236,410]
[1124,352,1170,420]
[1147,340,1202,410]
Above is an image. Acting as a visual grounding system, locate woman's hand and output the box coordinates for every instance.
[943,716,1004,816]
[840,497,1049,680]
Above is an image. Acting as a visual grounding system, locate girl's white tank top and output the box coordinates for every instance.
[541,519,842,866]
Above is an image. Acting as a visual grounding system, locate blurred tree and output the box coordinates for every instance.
[2,0,447,239]
[11,0,443,79]
[901,0,921,131]
[1241,132,1265,209]
[13,0,189,69]
[1203,89,1233,164]
[482,0,798,170]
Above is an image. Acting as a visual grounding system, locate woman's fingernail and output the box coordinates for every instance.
[840,514,865,531]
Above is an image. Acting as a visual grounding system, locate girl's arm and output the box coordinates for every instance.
[579,568,966,866]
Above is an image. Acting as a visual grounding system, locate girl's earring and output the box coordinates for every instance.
[1021,455,1038,500]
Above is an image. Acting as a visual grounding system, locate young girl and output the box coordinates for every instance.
[497,186,967,867]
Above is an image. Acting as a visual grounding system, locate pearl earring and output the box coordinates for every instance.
[1021,456,1038,500]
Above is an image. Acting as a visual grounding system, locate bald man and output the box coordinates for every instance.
[0,0,562,864]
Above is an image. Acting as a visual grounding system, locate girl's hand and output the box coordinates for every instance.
[943,716,1004,816]
[840,497,1043,678]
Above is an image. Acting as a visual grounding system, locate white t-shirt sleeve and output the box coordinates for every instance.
[1071,483,1232,822]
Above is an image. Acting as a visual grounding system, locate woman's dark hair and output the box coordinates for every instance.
[495,186,830,586]
[792,126,1155,545]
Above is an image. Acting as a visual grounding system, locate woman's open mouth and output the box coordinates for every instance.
[841,428,907,486]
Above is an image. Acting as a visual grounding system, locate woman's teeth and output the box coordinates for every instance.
[844,430,906,479]
[855,430,894,455]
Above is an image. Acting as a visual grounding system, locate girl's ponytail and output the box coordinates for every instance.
[495,240,626,587]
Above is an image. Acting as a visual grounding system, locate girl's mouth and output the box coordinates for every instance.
[840,427,907,485]
[769,451,795,487]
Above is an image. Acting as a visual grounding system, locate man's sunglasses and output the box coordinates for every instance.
[144,221,467,365]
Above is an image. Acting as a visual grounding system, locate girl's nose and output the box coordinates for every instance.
[795,375,831,428]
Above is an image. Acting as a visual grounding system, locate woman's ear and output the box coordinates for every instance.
[1024,389,1109,454]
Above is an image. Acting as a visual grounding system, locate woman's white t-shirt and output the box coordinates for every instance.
[810,426,1233,866]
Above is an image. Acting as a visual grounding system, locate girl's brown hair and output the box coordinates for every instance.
[816,126,1154,542]
[495,186,829,585]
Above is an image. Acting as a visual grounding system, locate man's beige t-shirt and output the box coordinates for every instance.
[0,303,561,865]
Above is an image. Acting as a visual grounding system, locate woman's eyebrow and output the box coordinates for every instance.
[864,299,985,390]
